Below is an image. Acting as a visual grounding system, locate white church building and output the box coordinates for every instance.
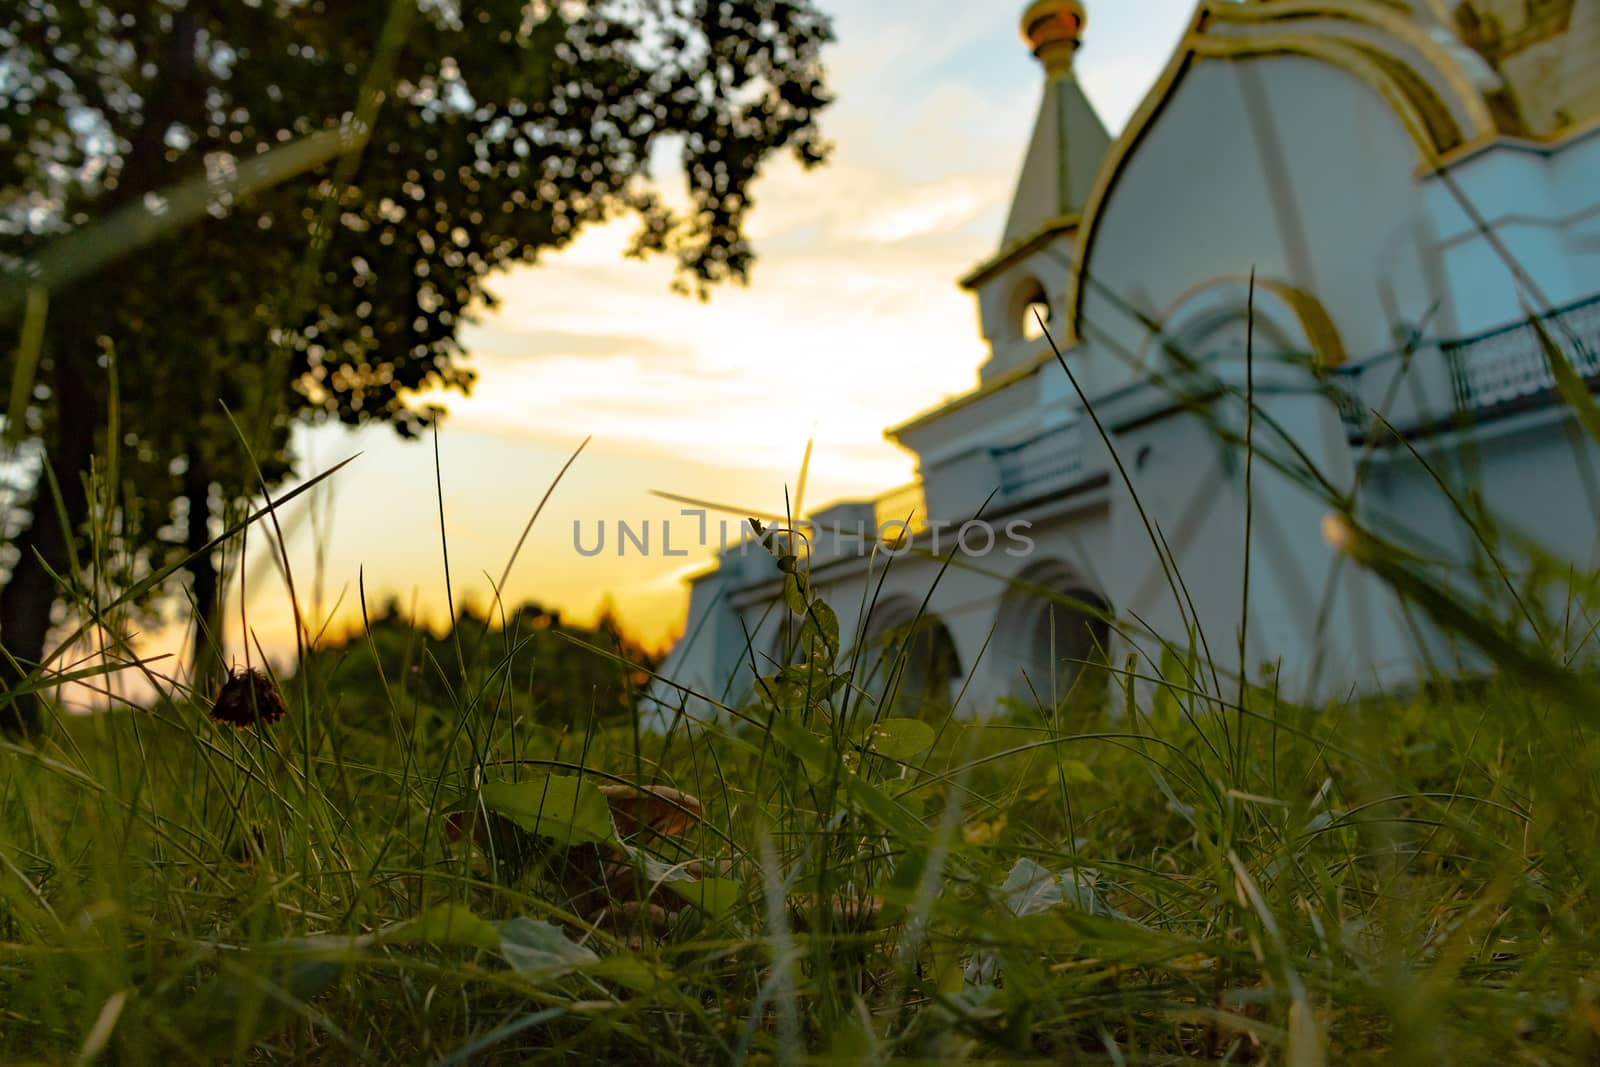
[653,0,1600,720]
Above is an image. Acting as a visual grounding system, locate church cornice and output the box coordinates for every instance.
[958,214,1081,291]
[1431,107,1600,170]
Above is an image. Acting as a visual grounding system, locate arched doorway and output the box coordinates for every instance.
[861,598,962,719]
[997,562,1113,713]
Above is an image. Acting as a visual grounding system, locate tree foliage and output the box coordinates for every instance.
[301,598,661,732]
[0,0,833,736]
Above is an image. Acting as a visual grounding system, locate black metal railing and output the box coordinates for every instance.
[1445,295,1600,413]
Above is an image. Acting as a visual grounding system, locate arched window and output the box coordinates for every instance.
[1015,278,1053,342]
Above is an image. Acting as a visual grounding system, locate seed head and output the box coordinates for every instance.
[210,667,287,729]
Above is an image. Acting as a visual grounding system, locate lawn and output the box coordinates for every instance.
[4,518,1599,1065]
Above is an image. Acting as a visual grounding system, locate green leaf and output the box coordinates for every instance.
[661,876,743,918]
[778,658,841,690]
[380,908,598,982]
[800,598,840,658]
[1000,857,1120,919]
[867,718,936,761]
[176,958,343,1057]
[1534,312,1600,446]
[379,903,501,952]
[498,918,599,974]
[585,955,678,994]
[1059,759,1095,784]
[761,659,844,713]
[630,849,743,918]
[472,776,617,846]
[762,712,928,841]
[783,571,810,615]
[755,672,795,712]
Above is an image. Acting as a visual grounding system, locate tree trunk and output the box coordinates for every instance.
[185,453,222,695]
[0,343,95,739]
[0,11,203,738]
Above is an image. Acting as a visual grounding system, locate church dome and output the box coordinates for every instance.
[1021,0,1086,75]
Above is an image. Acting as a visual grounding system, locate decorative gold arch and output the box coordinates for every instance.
[1211,0,1498,138]
[1062,0,1500,344]
[1136,274,1349,370]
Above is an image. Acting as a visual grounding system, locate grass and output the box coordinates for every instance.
[3,35,1599,1059]
[3,282,1600,1063]
[3,423,1600,1066]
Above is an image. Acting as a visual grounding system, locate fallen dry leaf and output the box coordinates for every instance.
[598,784,703,838]
[788,893,884,933]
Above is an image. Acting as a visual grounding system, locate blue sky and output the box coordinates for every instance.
[213,0,1202,660]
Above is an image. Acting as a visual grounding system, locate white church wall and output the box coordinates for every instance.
[816,547,1003,716]
[1102,401,1249,680]
[1339,346,1461,436]
[1093,323,1419,700]
[1425,148,1573,331]
[1552,128,1600,304]
[1458,412,1600,613]
[1078,55,1437,395]
[1549,125,1600,225]
[1367,405,1600,596]
[714,498,1124,719]
[1425,124,1600,333]
[649,570,756,726]
[914,447,991,523]
[895,374,1041,470]
[1241,388,1419,695]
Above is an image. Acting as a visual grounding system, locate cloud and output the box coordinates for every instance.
[856,176,999,244]
[459,326,677,361]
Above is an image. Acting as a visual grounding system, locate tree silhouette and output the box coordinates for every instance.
[0,0,832,737]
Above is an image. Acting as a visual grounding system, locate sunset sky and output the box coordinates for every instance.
[224,0,1199,661]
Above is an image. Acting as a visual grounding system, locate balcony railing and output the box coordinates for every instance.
[992,421,1084,498]
[1445,295,1600,413]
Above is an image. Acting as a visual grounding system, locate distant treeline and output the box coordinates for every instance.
[292,599,661,729]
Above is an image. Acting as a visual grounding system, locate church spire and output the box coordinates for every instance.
[1000,1,1111,248]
